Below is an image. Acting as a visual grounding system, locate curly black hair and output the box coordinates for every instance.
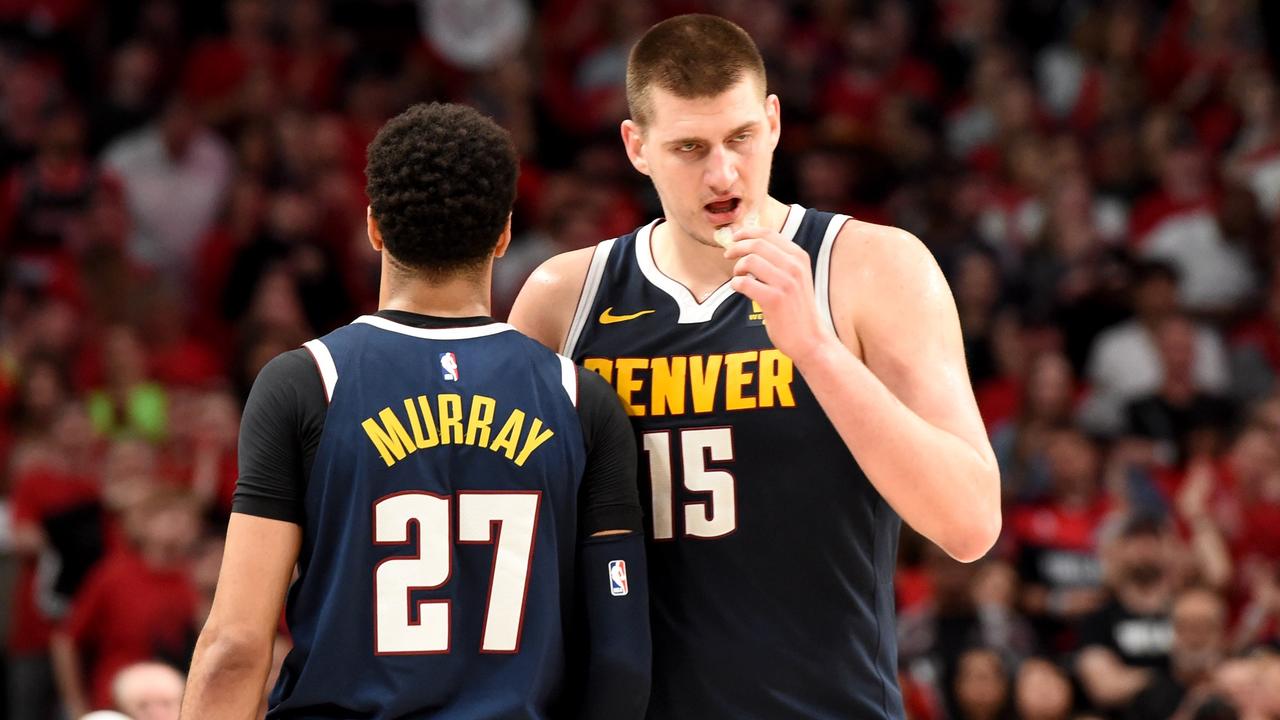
[365,102,517,276]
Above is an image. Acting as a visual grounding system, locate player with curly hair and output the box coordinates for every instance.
[181,103,651,719]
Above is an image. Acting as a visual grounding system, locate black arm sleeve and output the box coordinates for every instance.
[575,366,643,536]
[574,532,651,719]
[231,349,328,525]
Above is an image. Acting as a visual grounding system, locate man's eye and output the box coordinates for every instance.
[732,133,750,143]
[679,143,698,153]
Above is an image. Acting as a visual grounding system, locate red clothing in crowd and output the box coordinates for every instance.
[1128,190,1220,250]
[181,38,287,108]
[1010,497,1112,555]
[1231,317,1280,376]
[1153,462,1280,565]
[64,549,199,710]
[8,467,101,655]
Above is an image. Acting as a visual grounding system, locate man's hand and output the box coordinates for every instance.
[723,226,836,364]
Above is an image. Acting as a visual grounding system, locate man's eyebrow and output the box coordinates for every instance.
[665,122,757,147]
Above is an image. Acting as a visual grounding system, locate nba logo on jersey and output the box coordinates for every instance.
[439,352,460,381]
[608,560,629,596]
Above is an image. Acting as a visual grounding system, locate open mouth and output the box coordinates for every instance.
[704,197,741,224]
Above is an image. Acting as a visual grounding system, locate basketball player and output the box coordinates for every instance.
[181,103,651,719]
[510,15,1001,719]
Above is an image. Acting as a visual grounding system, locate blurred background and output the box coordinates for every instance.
[0,0,1279,718]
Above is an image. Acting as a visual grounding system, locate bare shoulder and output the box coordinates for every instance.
[830,220,951,327]
[826,219,957,363]
[827,219,989,461]
[833,219,944,292]
[508,246,596,353]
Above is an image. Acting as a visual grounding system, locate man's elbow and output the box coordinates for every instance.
[194,624,272,675]
[940,507,1002,563]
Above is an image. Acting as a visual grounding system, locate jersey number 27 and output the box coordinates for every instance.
[372,491,540,654]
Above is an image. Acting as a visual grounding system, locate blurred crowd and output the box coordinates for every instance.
[0,0,1278,718]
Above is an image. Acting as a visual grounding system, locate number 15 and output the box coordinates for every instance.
[643,427,737,540]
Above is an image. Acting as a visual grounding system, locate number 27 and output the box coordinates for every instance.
[372,491,540,655]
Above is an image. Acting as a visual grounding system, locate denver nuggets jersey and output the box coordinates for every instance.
[567,206,904,719]
[269,316,586,719]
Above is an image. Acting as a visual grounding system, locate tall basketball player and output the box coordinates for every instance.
[181,103,651,719]
[510,15,1001,719]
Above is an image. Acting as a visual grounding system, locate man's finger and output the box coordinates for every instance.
[729,274,779,303]
[726,239,810,281]
[732,254,788,287]
[724,237,790,263]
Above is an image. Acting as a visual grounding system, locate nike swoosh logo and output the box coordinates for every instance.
[599,307,656,324]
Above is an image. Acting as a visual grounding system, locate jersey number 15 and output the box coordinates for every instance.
[644,427,738,540]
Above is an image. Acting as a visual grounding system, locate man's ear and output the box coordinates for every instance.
[494,214,512,258]
[765,94,781,152]
[366,206,384,252]
[620,119,651,176]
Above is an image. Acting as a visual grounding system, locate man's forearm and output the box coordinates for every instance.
[1079,647,1152,706]
[794,340,1000,562]
[180,626,273,720]
[576,532,651,719]
[50,633,89,718]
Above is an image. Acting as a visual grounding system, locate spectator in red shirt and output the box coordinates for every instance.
[3,353,74,481]
[1011,427,1112,652]
[6,401,101,720]
[1128,126,1255,313]
[279,0,348,112]
[180,0,282,128]
[50,490,203,716]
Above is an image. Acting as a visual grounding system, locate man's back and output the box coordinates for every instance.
[182,102,650,720]
[267,313,585,719]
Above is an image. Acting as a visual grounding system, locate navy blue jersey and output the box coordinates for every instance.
[566,205,904,719]
[268,315,587,719]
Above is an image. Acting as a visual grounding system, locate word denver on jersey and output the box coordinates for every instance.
[582,349,796,417]
[362,393,557,468]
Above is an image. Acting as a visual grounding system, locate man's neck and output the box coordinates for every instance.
[650,196,789,302]
[378,262,492,318]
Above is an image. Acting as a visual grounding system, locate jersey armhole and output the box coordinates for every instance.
[815,214,851,340]
[557,354,578,407]
[302,339,338,403]
[562,238,616,357]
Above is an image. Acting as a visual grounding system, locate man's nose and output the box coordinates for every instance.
[704,145,739,193]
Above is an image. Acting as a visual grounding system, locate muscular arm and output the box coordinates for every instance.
[726,221,1000,562]
[180,513,300,720]
[508,247,595,351]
